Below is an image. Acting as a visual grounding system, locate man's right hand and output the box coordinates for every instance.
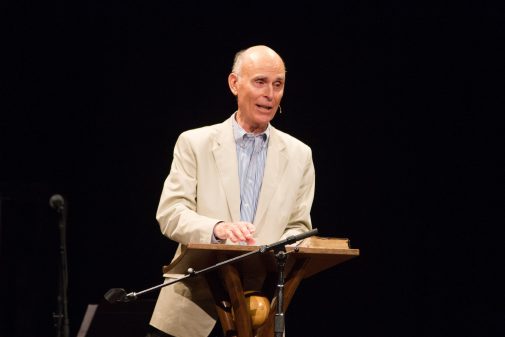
[213,221,256,245]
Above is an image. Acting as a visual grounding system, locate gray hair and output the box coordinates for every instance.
[231,49,246,75]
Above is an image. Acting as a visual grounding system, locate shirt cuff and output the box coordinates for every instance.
[211,221,225,244]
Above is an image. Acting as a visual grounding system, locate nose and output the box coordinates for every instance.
[263,84,274,101]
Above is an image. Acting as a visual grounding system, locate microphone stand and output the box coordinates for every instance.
[50,195,70,337]
[273,246,287,337]
[105,228,319,335]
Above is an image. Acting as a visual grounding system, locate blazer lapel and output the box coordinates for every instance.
[254,128,288,225]
[212,118,241,222]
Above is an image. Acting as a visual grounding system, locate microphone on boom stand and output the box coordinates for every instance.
[50,194,70,337]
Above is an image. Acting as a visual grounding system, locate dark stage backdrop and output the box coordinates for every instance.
[1,2,504,337]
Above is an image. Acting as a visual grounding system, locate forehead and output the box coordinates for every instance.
[241,52,285,80]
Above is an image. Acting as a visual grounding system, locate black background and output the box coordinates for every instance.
[1,1,504,337]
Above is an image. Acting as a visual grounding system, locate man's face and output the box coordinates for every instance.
[232,51,285,132]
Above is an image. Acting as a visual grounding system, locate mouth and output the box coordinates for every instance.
[256,104,274,111]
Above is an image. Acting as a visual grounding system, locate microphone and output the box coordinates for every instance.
[49,194,65,212]
[285,228,319,243]
[104,288,136,303]
[259,228,319,253]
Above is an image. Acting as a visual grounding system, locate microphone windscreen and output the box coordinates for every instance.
[104,288,127,303]
[49,194,65,210]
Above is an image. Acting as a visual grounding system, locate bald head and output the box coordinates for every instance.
[228,45,286,133]
[232,45,286,75]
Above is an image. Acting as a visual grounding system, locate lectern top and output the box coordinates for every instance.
[163,236,359,279]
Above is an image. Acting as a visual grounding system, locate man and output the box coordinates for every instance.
[148,45,315,337]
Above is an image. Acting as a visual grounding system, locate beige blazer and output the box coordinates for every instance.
[150,114,315,337]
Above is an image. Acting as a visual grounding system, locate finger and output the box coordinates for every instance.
[228,227,245,243]
[234,227,248,242]
[227,231,239,243]
[246,223,256,234]
[236,222,255,235]
[245,237,256,246]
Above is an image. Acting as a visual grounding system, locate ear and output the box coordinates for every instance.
[228,73,239,96]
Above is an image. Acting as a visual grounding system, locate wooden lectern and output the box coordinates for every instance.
[162,236,359,337]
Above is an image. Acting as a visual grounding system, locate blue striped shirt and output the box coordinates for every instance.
[232,116,269,223]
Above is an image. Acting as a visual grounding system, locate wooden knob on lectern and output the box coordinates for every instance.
[243,291,270,328]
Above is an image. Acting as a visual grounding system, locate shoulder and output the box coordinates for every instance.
[271,125,312,155]
[178,117,230,142]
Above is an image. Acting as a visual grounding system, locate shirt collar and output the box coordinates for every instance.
[232,112,270,146]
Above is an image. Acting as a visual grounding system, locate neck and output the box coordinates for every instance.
[235,111,267,134]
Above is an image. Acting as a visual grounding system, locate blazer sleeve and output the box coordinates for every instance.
[156,132,222,245]
[280,145,315,240]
